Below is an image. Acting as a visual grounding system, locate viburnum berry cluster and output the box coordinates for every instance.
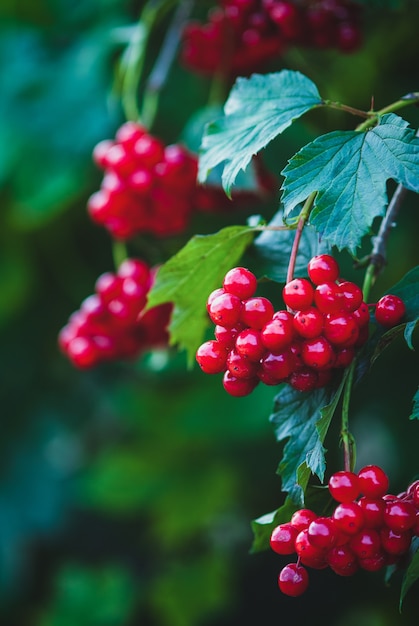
[196,255,406,397]
[270,465,419,597]
[58,258,172,368]
[88,121,199,239]
[181,0,363,77]
[88,121,275,240]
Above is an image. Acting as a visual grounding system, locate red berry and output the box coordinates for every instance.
[290,509,318,532]
[295,529,328,569]
[358,497,385,528]
[358,465,389,498]
[307,254,340,285]
[349,528,381,559]
[375,294,406,327]
[328,471,360,502]
[222,371,258,397]
[240,297,274,329]
[283,278,314,311]
[293,307,324,339]
[308,517,338,550]
[278,563,309,597]
[289,368,318,392]
[270,523,299,555]
[323,312,359,346]
[223,267,257,299]
[380,527,412,555]
[301,336,334,369]
[353,302,370,327]
[332,501,365,535]
[260,349,293,381]
[208,292,243,327]
[235,328,266,361]
[196,340,228,374]
[338,281,363,313]
[384,500,416,532]
[314,282,344,314]
[226,349,258,379]
[326,544,358,576]
[261,311,294,351]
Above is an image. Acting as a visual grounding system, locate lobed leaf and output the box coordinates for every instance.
[146,226,256,363]
[270,375,347,506]
[198,70,322,195]
[281,114,419,253]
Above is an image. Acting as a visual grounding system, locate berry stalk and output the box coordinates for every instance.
[286,191,316,286]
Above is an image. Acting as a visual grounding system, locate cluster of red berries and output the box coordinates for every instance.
[58,259,172,369]
[88,122,275,240]
[87,121,199,239]
[181,0,363,77]
[270,465,419,596]
[196,256,406,397]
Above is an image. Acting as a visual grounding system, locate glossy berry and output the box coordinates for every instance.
[383,500,416,532]
[208,292,242,327]
[283,278,314,311]
[240,297,275,329]
[375,294,406,327]
[270,523,299,555]
[222,371,259,397]
[290,508,318,532]
[261,312,294,351]
[332,501,365,535]
[323,312,359,346]
[308,516,338,549]
[235,328,266,361]
[301,336,334,369]
[278,563,309,597]
[329,471,360,503]
[196,340,228,374]
[293,307,324,339]
[223,267,258,299]
[307,254,340,285]
[358,465,389,498]
[314,282,344,314]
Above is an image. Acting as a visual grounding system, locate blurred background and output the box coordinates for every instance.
[1,0,419,624]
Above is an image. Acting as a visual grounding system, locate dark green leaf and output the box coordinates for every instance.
[281,114,419,253]
[410,387,419,420]
[400,544,419,610]
[249,209,329,283]
[270,375,346,505]
[146,226,256,362]
[198,70,322,195]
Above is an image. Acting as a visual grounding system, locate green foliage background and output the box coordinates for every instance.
[1,0,419,625]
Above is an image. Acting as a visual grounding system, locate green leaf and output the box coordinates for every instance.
[400,544,419,610]
[146,226,256,362]
[410,387,419,420]
[249,209,329,282]
[281,114,419,253]
[198,70,322,195]
[270,375,346,505]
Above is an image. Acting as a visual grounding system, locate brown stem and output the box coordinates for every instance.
[286,192,317,285]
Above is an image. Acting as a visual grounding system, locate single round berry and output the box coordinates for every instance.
[308,516,338,550]
[261,311,294,352]
[289,368,318,392]
[332,501,365,535]
[338,281,363,313]
[260,349,294,381]
[323,312,359,346]
[290,509,318,532]
[326,544,358,576]
[196,340,228,374]
[314,282,344,314]
[328,471,360,503]
[380,527,412,555]
[357,465,389,498]
[307,254,340,285]
[349,528,381,560]
[375,294,406,327]
[293,307,324,339]
[235,328,266,361]
[208,292,243,327]
[223,267,257,299]
[301,336,334,369]
[270,523,299,555]
[294,529,328,569]
[226,349,258,379]
[222,371,259,397]
[240,297,275,329]
[283,278,314,311]
[358,497,385,528]
[383,500,416,532]
[278,563,309,597]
